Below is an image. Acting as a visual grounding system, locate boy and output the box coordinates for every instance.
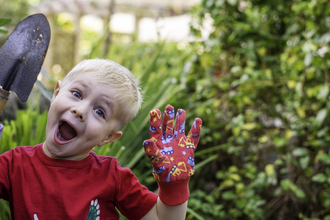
[0,59,202,219]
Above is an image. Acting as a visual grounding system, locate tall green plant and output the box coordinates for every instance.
[0,106,48,152]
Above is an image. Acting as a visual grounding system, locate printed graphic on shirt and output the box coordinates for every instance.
[33,199,100,220]
[86,199,100,220]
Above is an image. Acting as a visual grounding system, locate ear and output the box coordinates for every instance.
[51,80,61,104]
[98,131,123,146]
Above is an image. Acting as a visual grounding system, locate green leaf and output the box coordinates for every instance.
[205,0,214,8]
[0,28,8,34]
[299,156,310,169]
[222,191,236,200]
[0,18,11,27]
[317,86,329,100]
[273,137,287,148]
[265,164,275,177]
[89,24,109,59]
[315,108,327,128]
[227,0,237,6]
[312,173,326,183]
[292,148,308,157]
[187,207,205,220]
[318,153,330,165]
[293,188,306,199]
[280,179,292,190]
[216,170,224,179]
[35,80,53,102]
[40,68,52,79]
[319,33,330,44]
[304,53,313,66]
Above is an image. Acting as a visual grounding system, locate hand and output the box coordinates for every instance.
[143,105,202,183]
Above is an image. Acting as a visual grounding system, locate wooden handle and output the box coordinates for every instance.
[0,87,10,116]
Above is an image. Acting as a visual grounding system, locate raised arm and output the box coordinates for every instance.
[141,105,202,220]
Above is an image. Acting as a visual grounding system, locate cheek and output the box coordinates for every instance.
[85,118,109,140]
[46,107,57,130]
[48,99,63,116]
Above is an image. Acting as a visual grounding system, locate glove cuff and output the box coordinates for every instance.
[158,178,190,206]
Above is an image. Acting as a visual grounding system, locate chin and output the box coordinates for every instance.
[44,141,65,158]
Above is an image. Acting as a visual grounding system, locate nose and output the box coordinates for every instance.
[71,104,87,121]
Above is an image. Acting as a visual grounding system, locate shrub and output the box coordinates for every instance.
[175,0,330,219]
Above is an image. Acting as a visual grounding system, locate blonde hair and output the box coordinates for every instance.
[61,58,143,131]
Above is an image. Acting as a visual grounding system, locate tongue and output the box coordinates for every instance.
[59,122,77,140]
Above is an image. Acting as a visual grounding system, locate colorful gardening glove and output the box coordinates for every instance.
[143,105,202,206]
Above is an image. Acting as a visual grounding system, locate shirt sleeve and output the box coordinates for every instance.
[113,160,158,220]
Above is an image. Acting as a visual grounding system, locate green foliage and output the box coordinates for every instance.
[188,189,225,220]
[178,0,330,219]
[0,0,28,39]
[0,199,10,220]
[0,106,48,152]
[0,18,11,35]
[0,0,28,22]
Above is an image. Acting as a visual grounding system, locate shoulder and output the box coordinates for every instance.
[13,145,38,154]
[90,153,140,185]
[90,153,132,175]
[1,144,38,159]
[90,152,119,167]
[0,144,40,172]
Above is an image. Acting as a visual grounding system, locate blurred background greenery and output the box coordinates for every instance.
[2,0,330,219]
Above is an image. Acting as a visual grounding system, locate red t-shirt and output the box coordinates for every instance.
[0,143,158,220]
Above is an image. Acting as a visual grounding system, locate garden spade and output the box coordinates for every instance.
[0,13,50,116]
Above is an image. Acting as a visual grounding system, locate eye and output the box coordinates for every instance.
[72,90,82,100]
[95,108,105,118]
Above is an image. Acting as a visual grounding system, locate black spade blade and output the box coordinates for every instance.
[0,13,50,102]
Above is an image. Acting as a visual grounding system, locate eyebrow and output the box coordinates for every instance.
[77,81,89,88]
[100,96,114,114]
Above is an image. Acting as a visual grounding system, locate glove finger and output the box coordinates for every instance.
[143,139,167,170]
[162,105,175,143]
[149,109,162,143]
[174,109,186,140]
[186,118,203,151]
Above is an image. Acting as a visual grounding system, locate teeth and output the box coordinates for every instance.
[57,127,67,141]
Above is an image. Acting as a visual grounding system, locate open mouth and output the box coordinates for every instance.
[55,121,77,144]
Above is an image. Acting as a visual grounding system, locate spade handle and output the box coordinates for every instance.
[0,88,10,116]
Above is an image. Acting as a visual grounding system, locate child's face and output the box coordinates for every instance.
[43,72,122,160]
